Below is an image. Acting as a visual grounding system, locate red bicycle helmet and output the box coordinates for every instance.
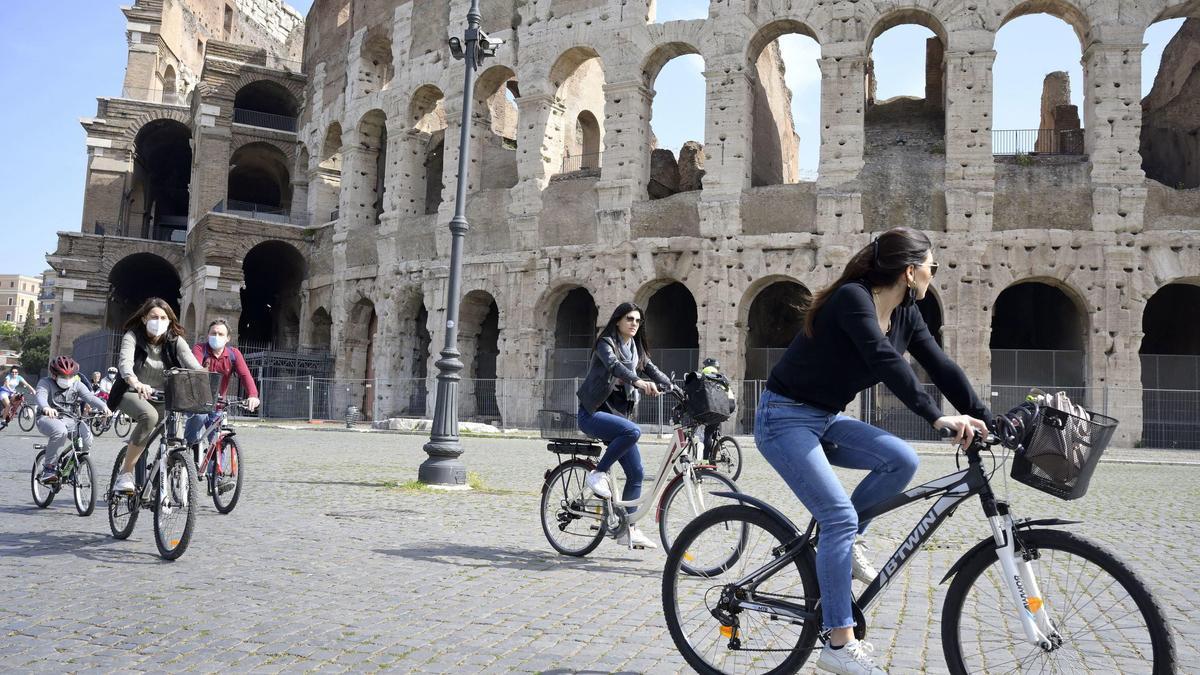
[49,355,80,377]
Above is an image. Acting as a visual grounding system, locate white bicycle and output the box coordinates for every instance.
[539,387,738,562]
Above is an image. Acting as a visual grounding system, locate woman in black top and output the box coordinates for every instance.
[575,302,673,549]
[756,227,989,675]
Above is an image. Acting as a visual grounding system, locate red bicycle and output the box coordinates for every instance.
[194,397,247,514]
[2,392,37,433]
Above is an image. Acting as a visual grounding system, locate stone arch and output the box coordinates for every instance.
[1139,278,1200,447]
[573,110,601,169]
[130,119,192,240]
[182,303,196,339]
[310,306,333,350]
[225,75,304,111]
[239,240,306,349]
[233,80,301,132]
[1140,16,1198,189]
[118,109,192,146]
[641,41,702,89]
[746,20,822,186]
[636,279,699,376]
[314,122,343,222]
[738,276,811,380]
[998,0,1091,46]
[643,43,706,199]
[354,109,388,227]
[542,285,600,379]
[403,87,448,217]
[471,65,519,190]
[360,28,394,94]
[460,289,502,420]
[545,47,606,178]
[989,278,1090,406]
[105,252,183,330]
[343,296,379,419]
[162,65,177,103]
[227,141,292,212]
[392,288,431,415]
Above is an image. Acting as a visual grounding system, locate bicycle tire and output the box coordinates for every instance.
[73,455,96,516]
[942,528,1176,674]
[107,447,139,539]
[663,504,820,675]
[18,405,36,432]
[540,459,607,557]
[154,452,197,560]
[211,437,243,514]
[31,450,55,508]
[89,416,107,437]
[114,413,132,438]
[713,436,743,481]
[657,467,739,560]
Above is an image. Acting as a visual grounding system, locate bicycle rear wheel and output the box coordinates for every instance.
[153,451,197,560]
[73,456,96,516]
[663,504,820,675]
[211,436,243,514]
[712,436,743,481]
[942,528,1176,674]
[18,405,36,432]
[114,413,132,438]
[540,460,607,556]
[30,450,55,508]
[89,416,107,437]
[107,447,139,539]
[657,467,739,559]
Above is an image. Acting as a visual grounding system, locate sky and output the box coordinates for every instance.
[0,1,1184,277]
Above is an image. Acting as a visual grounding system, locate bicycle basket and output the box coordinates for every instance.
[539,408,587,441]
[163,369,221,414]
[682,372,733,425]
[1010,406,1117,500]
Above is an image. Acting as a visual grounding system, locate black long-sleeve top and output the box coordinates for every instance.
[766,280,990,425]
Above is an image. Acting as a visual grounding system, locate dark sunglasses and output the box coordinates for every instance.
[920,262,939,277]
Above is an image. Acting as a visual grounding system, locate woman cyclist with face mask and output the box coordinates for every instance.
[107,297,204,493]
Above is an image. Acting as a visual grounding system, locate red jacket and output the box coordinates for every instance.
[192,343,259,398]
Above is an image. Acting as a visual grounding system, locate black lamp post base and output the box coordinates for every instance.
[418,453,467,486]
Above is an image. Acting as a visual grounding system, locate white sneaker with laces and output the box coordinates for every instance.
[851,535,877,584]
[816,640,886,675]
[616,524,657,549]
[113,472,135,493]
[585,470,611,499]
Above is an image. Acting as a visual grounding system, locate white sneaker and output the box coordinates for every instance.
[816,641,886,675]
[851,535,877,584]
[585,470,611,499]
[112,472,135,493]
[617,524,658,550]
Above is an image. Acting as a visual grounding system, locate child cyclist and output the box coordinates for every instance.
[35,356,111,484]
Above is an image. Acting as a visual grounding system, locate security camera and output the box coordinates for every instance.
[478,35,504,56]
[448,36,464,60]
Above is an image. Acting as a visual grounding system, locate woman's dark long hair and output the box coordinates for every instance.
[122,297,186,344]
[597,302,651,370]
[803,226,932,337]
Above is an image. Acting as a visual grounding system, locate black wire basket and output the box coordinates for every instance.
[1010,406,1118,500]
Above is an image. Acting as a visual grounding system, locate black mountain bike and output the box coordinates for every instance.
[31,409,105,516]
[107,391,198,561]
[703,425,743,481]
[662,404,1175,674]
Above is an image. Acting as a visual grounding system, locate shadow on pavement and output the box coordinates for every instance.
[0,527,163,563]
[373,542,660,577]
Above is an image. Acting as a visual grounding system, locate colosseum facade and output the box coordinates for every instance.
[49,0,1200,446]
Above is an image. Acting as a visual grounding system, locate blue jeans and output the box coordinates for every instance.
[754,389,919,630]
[184,412,220,446]
[577,405,644,512]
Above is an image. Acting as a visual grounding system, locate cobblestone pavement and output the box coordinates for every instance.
[1,424,1195,673]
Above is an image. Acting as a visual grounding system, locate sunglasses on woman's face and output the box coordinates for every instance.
[920,262,939,277]
[623,315,642,324]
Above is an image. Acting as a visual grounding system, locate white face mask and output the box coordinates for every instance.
[146,318,169,337]
[208,335,228,351]
[56,376,74,389]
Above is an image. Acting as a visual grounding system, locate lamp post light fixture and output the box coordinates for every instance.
[419,0,501,485]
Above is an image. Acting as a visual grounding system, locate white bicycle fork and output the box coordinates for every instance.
[988,514,1059,650]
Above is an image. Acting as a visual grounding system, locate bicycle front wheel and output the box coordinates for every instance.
[89,416,107,437]
[114,413,132,438]
[712,436,743,481]
[211,437,243,514]
[154,452,197,560]
[30,450,55,508]
[107,447,139,539]
[540,460,607,556]
[663,504,820,675]
[942,528,1176,674]
[73,456,96,516]
[657,467,738,556]
[18,405,36,432]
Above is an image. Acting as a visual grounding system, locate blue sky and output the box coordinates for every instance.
[0,1,1182,276]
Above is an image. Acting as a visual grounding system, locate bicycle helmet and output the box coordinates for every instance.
[702,357,721,369]
[107,366,118,375]
[49,356,79,377]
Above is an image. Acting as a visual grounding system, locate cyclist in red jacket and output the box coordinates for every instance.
[184,319,260,460]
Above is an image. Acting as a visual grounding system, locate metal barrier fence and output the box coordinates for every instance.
[560,152,602,173]
[992,128,1085,156]
[232,108,299,132]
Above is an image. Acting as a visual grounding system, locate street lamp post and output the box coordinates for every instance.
[420,0,501,485]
